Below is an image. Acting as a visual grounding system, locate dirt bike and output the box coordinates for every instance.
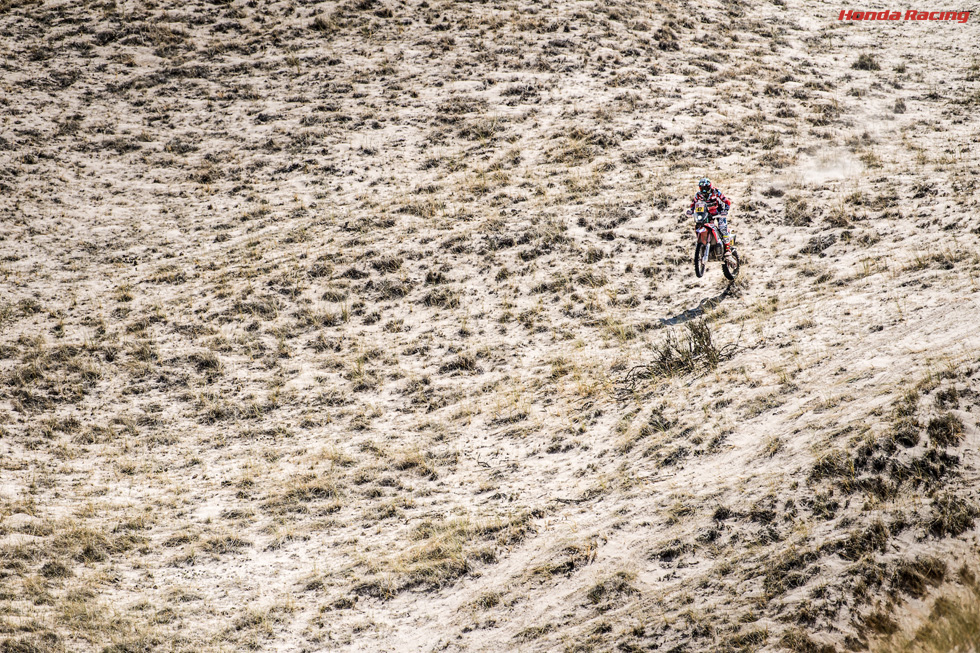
[691,201,740,281]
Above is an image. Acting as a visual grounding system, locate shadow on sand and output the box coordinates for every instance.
[660,284,735,327]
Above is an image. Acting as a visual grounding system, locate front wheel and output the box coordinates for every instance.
[694,243,706,278]
[723,249,740,281]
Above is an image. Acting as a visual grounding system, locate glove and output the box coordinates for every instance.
[685,209,693,216]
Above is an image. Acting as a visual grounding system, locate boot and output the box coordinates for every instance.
[723,244,736,267]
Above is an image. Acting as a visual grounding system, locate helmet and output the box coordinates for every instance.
[698,177,712,194]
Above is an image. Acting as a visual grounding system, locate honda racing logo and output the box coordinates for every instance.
[838,9,971,21]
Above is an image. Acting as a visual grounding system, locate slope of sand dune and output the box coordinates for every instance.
[2,0,979,651]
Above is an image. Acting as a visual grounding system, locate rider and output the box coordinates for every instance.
[686,177,734,266]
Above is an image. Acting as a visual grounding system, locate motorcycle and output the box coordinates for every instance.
[690,201,740,281]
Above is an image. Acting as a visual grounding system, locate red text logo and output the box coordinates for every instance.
[839,9,971,22]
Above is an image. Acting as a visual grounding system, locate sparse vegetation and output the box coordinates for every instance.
[0,0,977,651]
[853,53,881,71]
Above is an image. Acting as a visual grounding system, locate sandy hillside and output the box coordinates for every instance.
[2,0,980,651]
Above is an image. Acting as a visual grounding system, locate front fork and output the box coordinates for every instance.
[696,228,712,266]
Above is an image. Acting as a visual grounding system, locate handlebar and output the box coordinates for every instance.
[692,214,727,222]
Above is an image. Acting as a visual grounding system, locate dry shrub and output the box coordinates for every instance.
[649,318,722,376]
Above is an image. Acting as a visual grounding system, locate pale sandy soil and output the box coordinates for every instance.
[1,0,980,651]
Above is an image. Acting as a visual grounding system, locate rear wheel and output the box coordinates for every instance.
[694,243,706,278]
[723,249,740,281]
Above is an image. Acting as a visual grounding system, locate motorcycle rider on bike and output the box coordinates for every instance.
[686,177,735,267]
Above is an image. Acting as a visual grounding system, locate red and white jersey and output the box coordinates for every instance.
[689,188,731,215]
